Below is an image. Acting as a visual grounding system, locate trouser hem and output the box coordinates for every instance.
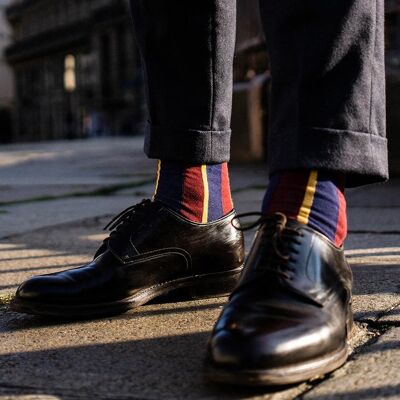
[144,123,231,164]
[269,127,388,188]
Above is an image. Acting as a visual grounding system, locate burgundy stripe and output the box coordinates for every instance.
[180,166,204,222]
[266,171,309,219]
[221,163,233,214]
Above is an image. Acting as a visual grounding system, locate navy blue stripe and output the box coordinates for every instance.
[308,176,339,241]
[155,162,184,211]
[262,174,280,213]
[207,164,223,221]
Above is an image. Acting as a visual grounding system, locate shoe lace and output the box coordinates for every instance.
[231,212,323,307]
[103,199,153,240]
[233,212,299,280]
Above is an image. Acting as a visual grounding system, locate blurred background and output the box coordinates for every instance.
[1,0,400,169]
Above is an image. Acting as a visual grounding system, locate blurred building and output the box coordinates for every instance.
[4,0,144,142]
[0,0,14,143]
[386,0,400,51]
[0,0,13,105]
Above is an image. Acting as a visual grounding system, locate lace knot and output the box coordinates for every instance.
[103,199,152,235]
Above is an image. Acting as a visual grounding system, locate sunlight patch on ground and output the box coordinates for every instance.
[346,246,400,265]
[0,293,14,306]
[80,233,108,243]
[0,396,61,400]
[0,151,65,167]
[346,247,400,255]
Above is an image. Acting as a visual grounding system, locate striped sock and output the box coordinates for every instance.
[153,160,233,223]
[262,170,347,246]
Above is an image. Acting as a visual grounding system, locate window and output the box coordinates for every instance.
[64,54,76,92]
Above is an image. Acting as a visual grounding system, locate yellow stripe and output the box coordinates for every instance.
[297,170,318,225]
[152,160,161,200]
[201,165,209,223]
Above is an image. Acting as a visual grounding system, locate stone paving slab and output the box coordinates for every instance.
[0,138,154,187]
[302,327,400,400]
[0,217,104,294]
[344,234,400,323]
[0,196,147,239]
[0,185,108,205]
[346,180,400,207]
[347,207,400,233]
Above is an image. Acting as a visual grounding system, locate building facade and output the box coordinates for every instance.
[5,0,144,142]
[0,0,14,142]
[0,0,13,106]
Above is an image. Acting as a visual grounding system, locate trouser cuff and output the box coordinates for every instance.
[269,128,388,187]
[144,123,231,164]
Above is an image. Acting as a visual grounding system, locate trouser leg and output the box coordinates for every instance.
[129,0,236,164]
[260,0,388,187]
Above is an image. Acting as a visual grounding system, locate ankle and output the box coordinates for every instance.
[154,160,233,223]
[262,170,347,246]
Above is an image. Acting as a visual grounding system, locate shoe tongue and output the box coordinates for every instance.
[94,243,107,259]
[102,200,159,259]
[96,247,126,266]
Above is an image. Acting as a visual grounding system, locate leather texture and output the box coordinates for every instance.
[206,213,353,385]
[14,200,244,314]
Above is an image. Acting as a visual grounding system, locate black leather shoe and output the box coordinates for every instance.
[11,200,245,317]
[205,213,353,386]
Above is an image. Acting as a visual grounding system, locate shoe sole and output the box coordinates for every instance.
[204,344,348,386]
[10,267,242,318]
[204,317,355,387]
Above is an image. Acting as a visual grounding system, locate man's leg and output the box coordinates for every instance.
[259,0,386,249]
[11,0,245,317]
[130,0,235,165]
[206,0,387,386]
[131,0,236,223]
[263,0,387,184]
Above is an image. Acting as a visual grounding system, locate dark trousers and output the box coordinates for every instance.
[130,0,387,187]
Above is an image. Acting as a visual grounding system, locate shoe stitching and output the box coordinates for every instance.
[120,247,192,271]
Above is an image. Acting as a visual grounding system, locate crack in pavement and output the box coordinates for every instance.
[294,313,398,399]
[0,179,153,208]
[356,301,400,327]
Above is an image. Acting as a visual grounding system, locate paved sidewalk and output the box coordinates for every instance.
[0,138,399,399]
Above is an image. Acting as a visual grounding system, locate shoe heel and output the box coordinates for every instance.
[185,269,242,300]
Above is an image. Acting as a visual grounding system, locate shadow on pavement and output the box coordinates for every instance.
[0,330,301,400]
[0,300,225,334]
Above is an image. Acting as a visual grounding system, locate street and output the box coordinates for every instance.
[0,137,399,399]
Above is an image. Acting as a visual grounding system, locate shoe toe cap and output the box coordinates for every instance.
[16,275,65,301]
[209,316,342,369]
